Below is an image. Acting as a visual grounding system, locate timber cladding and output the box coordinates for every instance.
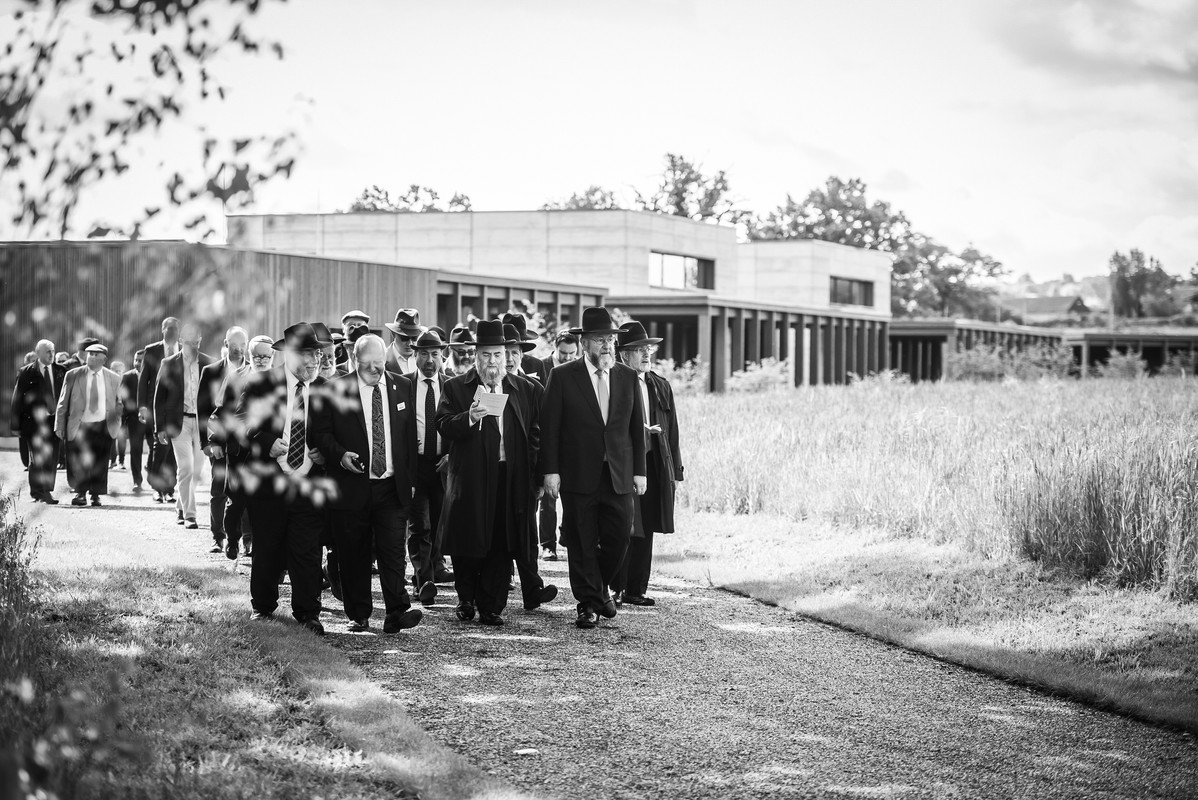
[2,240,437,432]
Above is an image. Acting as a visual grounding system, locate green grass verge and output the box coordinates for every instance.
[0,478,524,800]
[656,508,1198,735]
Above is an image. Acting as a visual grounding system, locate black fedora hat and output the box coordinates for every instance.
[503,323,537,352]
[413,330,447,350]
[448,325,475,347]
[578,306,621,337]
[309,322,336,347]
[384,308,423,339]
[617,321,663,350]
[474,319,507,347]
[272,322,327,352]
[501,312,539,341]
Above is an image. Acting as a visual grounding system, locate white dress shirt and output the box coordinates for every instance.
[357,375,393,479]
[278,369,313,476]
[638,373,654,449]
[182,353,199,414]
[479,381,505,462]
[81,368,107,423]
[415,375,441,456]
[390,346,415,375]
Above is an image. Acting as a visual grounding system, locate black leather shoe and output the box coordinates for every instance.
[383,608,423,633]
[42,494,59,505]
[348,618,370,632]
[210,540,224,554]
[184,518,198,529]
[455,602,476,622]
[434,570,455,583]
[418,581,437,606]
[524,584,558,610]
[154,493,164,503]
[300,618,325,636]
[90,495,102,507]
[597,598,618,619]
[225,540,239,560]
[575,607,598,629]
[623,594,656,606]
[71,495,87,506]
[250,610,273,621]
[479,612,504,626]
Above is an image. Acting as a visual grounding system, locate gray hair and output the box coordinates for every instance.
[248,335,274,349]
[225,326,249,342]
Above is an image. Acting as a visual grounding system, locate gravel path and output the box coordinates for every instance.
[331,557,1198,800]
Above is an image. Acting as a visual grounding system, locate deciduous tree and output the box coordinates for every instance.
[343,184,471,212]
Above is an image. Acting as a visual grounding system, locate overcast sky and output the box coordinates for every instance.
[17,0,1198,281]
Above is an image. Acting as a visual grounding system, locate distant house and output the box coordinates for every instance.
[1000,295,1090,325]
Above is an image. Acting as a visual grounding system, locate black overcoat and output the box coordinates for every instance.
[435,369,539,562]
[637,370,684,536]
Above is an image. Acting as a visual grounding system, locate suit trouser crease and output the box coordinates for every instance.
[247,494,324,620]
[407,456,446,585]
[170,416,204,519]
[454,464,510,615]
[67,422,111,496]
[26,427,60,495]
[336,479,411,621]
[562,464,633,610]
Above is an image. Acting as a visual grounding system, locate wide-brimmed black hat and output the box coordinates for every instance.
[412,330,446,350]
[617,321,663,350]
[503,323,537,352]
[474,319,507,347]
[448,325,475,347]
[272,322,328,352]
[501,312,539,341]
[577,306,621,337]
[384,308,422,339]
[309,322,336,347]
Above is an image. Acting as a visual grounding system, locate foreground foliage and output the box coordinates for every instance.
[677,378,1198,599]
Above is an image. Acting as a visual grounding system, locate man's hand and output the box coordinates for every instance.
[138,407,150,425]
[341,451,364,474]
[205,444,224,460]
[158,432,170,445]
[543,473,561,499]
[308,447,325,466]
[268,438,287,458]
[468,400,486,424]
[633,476,647,496]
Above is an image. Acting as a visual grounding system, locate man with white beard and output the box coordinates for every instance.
[539,307,646,629]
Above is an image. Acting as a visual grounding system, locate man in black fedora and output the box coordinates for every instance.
[445,325,476,377]
[611,321,684,607]
[540,306,646,629]
[313,333,422,634]
[229,322,335,635]
[384,308,423,376]
[405,329,453,605]
[502,312,548,385]
[436,319,543,626]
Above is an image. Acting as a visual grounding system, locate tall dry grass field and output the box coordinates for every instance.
[676,378,1198,599]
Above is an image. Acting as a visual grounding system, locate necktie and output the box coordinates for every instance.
[596,369,609,424]
[287,382,305,470]
[44,365,54,407]
[371,384,385,477]
[88,371,99,415]
[423,379,437,456]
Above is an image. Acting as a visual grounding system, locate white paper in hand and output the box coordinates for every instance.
[473,385,508,417]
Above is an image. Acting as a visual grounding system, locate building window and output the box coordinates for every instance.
[830,276,874,307]
[649,251,714,290]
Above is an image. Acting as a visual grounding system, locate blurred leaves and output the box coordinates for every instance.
[1,0,298,240]
[343,184,472,213]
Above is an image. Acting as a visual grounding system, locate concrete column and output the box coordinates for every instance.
[855,320,868,378]
[1080,341,1090,378]
[866,321,878,374]
[711,310,727,392]
[730,309,745,374]
[879,322,890,372]
[648,321,660,339]
[940,339,950,381]
[663,322,675,362]
[778,312,791,362]
[832,318,845,384]
[811,316,824,385]
[453,283,464,326]
[792,314,805,385]
[746,309,761,365]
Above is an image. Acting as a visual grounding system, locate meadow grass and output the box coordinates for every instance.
[675,377,1198,598]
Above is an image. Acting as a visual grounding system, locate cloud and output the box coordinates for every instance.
[990,0,1198,88]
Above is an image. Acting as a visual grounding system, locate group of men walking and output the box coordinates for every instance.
[10,304,684,633]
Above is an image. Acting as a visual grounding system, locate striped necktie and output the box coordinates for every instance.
[287,382,305,470]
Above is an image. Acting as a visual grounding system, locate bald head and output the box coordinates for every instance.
[354,334,386,361]
[225,326,249,367]
[355,334,387,386]
[34,339,55,366]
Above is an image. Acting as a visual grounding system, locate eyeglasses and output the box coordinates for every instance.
[587,335,618,346]
[250,352,273,362]
[630,345,658,356]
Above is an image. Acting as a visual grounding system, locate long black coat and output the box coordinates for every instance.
[10,361,65,438]
[436,369,539,562]
[312,370,416,512]
[638,370,683,535]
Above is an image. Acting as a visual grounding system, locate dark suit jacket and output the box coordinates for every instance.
[540,355,556,377]
[119,369,141,426]
[436,369,539,561]
[312,370,416,512]
[153,350,215,438]
[198,358,248,447]
[405,369,448,459]
[385,348,415,377]
[229,367,332,498]
[640,370,683,534]
[522,354,548,385]
[10,361,66,438]
[539,358,646,495]
[137,340,172,423]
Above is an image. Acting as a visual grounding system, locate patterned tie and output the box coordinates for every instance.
[287,382,305,470]
[371,384,385,477]
[88,371,100,415]
[423,378,436,456]
[596,369,609,425]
